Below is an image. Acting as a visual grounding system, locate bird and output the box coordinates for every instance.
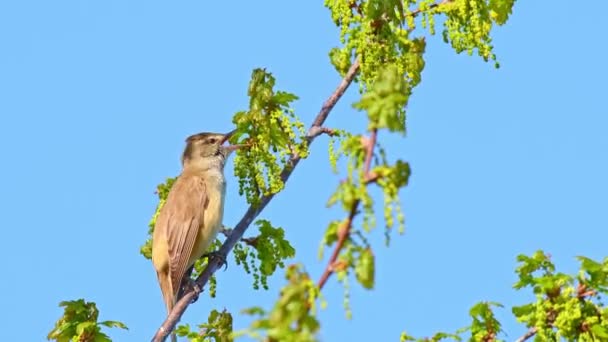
[152,130,239,335]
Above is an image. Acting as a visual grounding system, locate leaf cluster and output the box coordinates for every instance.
[175,310,233,342]
[232,68,309,207]
[47,299,127,342]
[140,177,176,259]
[512,251,608,340]
[321,132,411,308]
[401,251,608,341]
[50,1,526,342]
[237,265,321,342]
[442,0,516,67]
[233,219,296,290]
[326,0,427,98]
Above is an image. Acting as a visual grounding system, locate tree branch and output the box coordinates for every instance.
[151,0,450,337]
[151,59,361,342]
[317,128,377,289]
[515,327,537,342]
[308,126,338,138]
[220,227,258,247]
[313,0,448,295]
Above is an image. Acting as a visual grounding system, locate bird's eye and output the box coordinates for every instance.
[208,138,217,144]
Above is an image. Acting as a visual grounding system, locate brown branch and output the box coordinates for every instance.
[363,132,377,174]
[317,129,377,289]
[317,200,359,289]
[314,0,446,293]
[515,327,537,342]
[576,283,597,298]
[220,227,258,247]
[308,126,338,138]
[579,290,597,298]
[151,59,361,342]
[152,0,445,337]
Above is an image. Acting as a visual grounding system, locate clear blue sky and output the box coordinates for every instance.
[1,2,606,341]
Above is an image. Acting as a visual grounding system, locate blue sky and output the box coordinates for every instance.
[1,1,606,341]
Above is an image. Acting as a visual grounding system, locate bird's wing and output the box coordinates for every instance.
[164,173,207,296]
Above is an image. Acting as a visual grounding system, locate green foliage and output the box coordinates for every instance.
[55,2,525,341]
[489,0,515,25]
[401,252,608,341]
[512,251,608,341]
[326,135,371,226]
[175,310,233,342]
[140,177,176,259]
[325,0,427,96]
[353,64,411,133]
[465,302,504,341]
[328,47,352,77]
[232,68,308,207]
[322,133,410,300]
[578,256,608,294]
[237,265,321,341]
[354,248,375,289]
[402,302,504,341]
[233,219,296,290]
[374,152,411,239]
[191,237,223,298]
[441,0,516,68]
[400,331,462,341]
[47,299,127,342]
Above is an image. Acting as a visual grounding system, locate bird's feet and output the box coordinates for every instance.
[203,250,228,271]
[184,278,202,304]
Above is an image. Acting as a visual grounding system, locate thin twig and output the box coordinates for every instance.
[515,327,537,342]
[308,126,338,138]
[151,59,361,342]
[220,227,258,247]
[317,129,377,289]
[314,0,449,292]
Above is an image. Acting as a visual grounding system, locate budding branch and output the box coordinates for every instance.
[151,59,361,342]
[317,129,377,289]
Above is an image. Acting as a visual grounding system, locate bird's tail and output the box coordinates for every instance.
[157,272,176,314]
[157,272,178,341]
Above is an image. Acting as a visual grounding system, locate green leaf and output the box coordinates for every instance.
[355,248,375,289]
[353,64,409,133]
[234,219,295,290]
[273,91,299,105]
[238,265,320,342]
[511,303,535,320]
[99,321,128,330]
[591,324,608,338]
[489,0,516,25]
[48,299,127,342]
[140,177,176,260]
[232,68,308,207]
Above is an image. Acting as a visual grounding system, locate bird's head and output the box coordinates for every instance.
[181,130,240,170]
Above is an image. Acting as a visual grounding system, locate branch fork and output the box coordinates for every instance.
[151,59,361,342]
[317,129,377,289]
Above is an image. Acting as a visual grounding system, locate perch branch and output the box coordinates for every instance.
[151,59,361,342]
[317,129,377,289]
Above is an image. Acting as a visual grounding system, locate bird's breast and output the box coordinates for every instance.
[192,172,226,262]
[203,176,226,233]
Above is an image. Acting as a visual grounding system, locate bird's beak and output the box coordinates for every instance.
[220,129,237,145]
[220,129,244,152]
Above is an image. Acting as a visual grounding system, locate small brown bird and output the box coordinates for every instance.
[152,130,239,322]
